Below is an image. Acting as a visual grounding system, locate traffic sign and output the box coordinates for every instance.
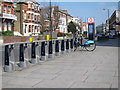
[88,18,95,24]
[29,34,33,43]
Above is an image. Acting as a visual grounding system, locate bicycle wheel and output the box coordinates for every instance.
[85,43,96,51]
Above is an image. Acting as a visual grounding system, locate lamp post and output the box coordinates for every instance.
[103,8,110,34]
[50,0,52,40]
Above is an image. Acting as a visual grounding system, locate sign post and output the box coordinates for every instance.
[29,34,33,43]
[47,34,50,41]
[88,18,95,40]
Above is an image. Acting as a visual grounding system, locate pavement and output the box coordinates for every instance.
[1,37,119,88]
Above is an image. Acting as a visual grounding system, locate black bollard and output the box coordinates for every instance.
[5,45,9,66]
[61,40,64,51]
[55,40,59,52]
[19,44,24,62]
[41,42,45,56]
[31,42,36,59]
[70,39,73,49]
[66,39,69,50]
[49,41,53,54]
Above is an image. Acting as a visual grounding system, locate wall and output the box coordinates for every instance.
[0,36,44,43]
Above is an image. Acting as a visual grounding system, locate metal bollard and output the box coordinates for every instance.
[48,41,54,58]
[4,45,15,72]
[55,40,60,56]
[66,39,70,53]
[31,42,37,64]
[61,40,65,54]
[36,42,41,62]
[41,41,48,60]
[70,39,74,51]
[19,44,27,68]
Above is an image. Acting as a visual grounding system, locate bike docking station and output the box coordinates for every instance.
[35,41,41,63]
[19,43,27,68]
[48,40,55,59]
[61,40,65,54]
[66,39,70,53]
[70,39,74,51]
[55,40,60,56]
[4,44,15,72]
[41,41,48,61]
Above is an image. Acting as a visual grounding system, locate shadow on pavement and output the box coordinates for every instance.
[96,37,120,47]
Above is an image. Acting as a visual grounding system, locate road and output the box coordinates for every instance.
[1,37,119,88]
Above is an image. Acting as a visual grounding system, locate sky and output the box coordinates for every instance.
[38,1,118,26]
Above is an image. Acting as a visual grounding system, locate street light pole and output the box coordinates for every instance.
[103,8,110,34]
[50,0,52,40]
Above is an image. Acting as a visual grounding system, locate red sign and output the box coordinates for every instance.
[88,18,95,24]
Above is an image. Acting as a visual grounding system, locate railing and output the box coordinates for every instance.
[0,13,17,21]
[0,38,74,72]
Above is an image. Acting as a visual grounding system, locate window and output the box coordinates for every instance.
[32,25,34,32]
[35,15,37,20]
[38,15,39,20]
[28,13,31,19]
[28,3,31,8]
[24,25,27,33]
[0,5,1,13]
[8,23,11,30]
[32,3,34,9]
[35,26,37,32]
[4,6,7,13]
[35,4,36,10]
[29,25,31,32]
[4,22,7,31]
[24,13,26,19]
[32,14,34,20]
[14,2,17,7]
[8,6,11,14]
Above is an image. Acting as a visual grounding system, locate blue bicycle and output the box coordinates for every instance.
[74,38,96,51]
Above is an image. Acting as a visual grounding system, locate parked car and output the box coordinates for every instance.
[109,30,116,39]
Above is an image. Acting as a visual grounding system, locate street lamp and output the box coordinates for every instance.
[50,0,52,40]
[103,8,110,34]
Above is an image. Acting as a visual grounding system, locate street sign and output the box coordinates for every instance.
[47,34,49,41]
[88,18,95,24]
[29,34,33,43]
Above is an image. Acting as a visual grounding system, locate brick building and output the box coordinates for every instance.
[14,0,41,36]
[109,10,120,34]
[0,0,17,32]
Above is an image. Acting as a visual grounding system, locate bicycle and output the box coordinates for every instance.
[74,37,96,51]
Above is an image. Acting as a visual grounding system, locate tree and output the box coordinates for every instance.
[40,5,60,32]
[68,21,77,35]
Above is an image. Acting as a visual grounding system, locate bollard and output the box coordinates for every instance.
[19,44,27,68]
[66,39,70,53]
[36,42,41,62]
[4,45,12,72]
[55,40,60,56]
[31,42,37,64]
[48,41,54,58]
[41,41,48,60]
[70,39,74,51]
[61,40,65,54]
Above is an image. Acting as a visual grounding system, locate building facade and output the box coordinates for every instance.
[109,10,120,34]
[0,0,17,32]
[14,0,41,36]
